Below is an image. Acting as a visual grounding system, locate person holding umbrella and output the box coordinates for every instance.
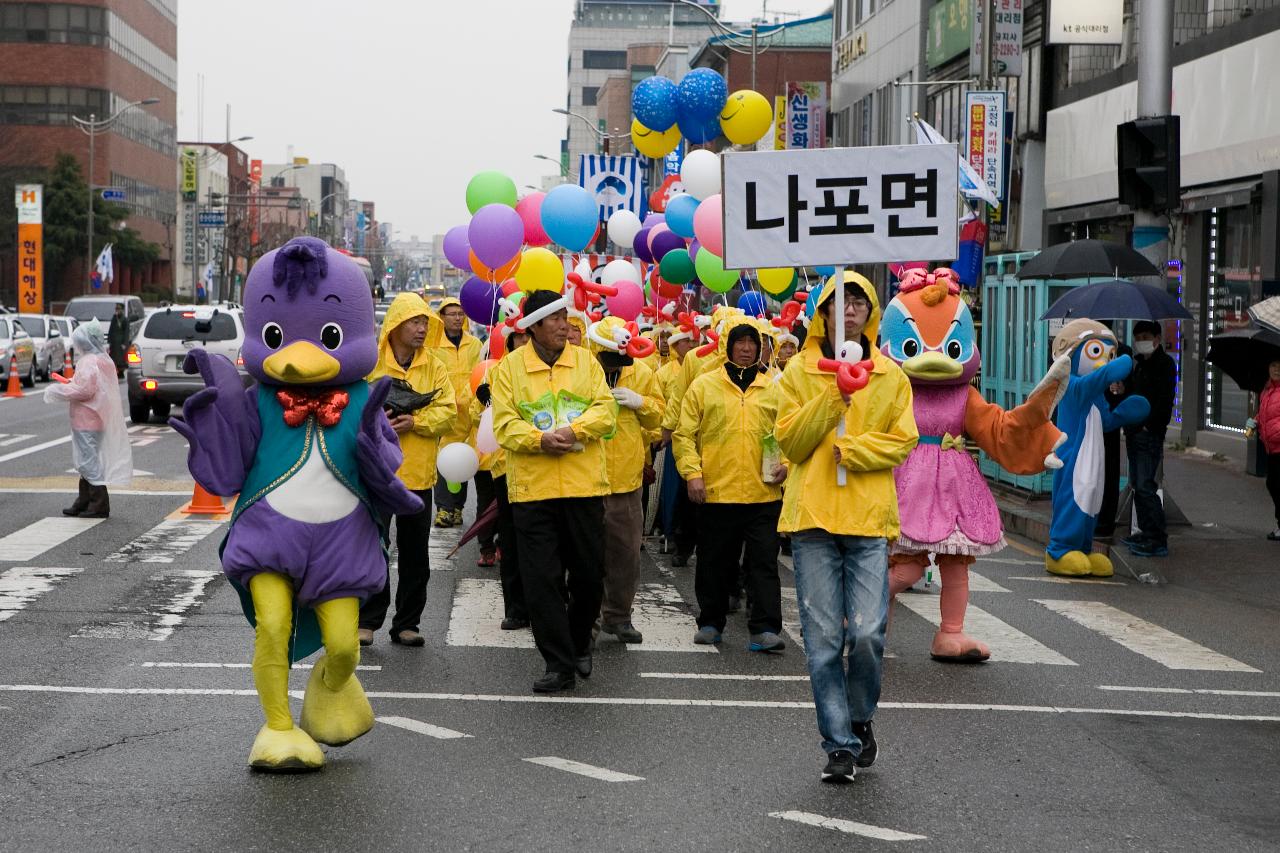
[1247,359,1280,541]
[1118,321,1177,558]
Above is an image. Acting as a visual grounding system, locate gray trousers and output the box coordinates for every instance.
[600,489,644,624]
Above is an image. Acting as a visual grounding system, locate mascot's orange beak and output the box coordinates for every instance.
[263,341,341,384]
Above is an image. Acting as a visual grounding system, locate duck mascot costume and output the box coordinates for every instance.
[173,237,422,771]
[1044,319,1149,578]
[880,268,1067,661]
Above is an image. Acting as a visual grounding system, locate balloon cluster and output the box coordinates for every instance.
[631,69,774,156]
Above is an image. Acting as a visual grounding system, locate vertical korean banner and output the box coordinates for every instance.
[786,82,828,149]
[249,159,262,249]
[14,184,43,313]
[773,96,787,150]
[965,91,1006,206]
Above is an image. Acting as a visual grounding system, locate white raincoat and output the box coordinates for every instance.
[44,320,133,486]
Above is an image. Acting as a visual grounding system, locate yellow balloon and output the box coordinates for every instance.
[631,118,682,158]
[514,247,564,293]
[757,267,795,295]
[719,90,773,146]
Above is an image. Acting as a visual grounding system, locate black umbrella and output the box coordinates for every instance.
[1206,326,1280,393]
[1016,239,1162,280]
[1040,279,1193,321]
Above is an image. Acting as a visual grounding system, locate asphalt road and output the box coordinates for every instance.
[0,380,1278,852]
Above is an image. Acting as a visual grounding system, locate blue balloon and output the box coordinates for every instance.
[665,193,699,238]
[632,76,679,131]
[814,265,836,276]
[540,184,599,252]
[676,68,728,121]
[738,290,767,317]
[804,287,821,319]
[677,112,722,145]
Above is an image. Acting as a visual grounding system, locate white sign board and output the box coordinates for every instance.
[972,0,1024,77]
[720,145,958,269]
[965,91,1007,203]
[14,184,42,224]
[1047,0,1124,45]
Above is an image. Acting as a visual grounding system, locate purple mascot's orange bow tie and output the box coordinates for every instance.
[276,388,350,428]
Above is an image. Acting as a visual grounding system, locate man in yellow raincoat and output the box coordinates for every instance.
[359,293,457,648]
[489,290,617,693]
[432,297,482,528]
[773,271,917,783]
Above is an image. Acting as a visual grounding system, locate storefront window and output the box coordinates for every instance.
[1206,204,1262,431]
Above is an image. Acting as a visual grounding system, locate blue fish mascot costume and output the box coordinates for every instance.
[173,237,423,771]
[1045,319,1149,578]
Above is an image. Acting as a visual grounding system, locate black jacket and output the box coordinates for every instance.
[1122,346,1177,437]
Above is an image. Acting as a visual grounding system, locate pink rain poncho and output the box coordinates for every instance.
[43,320,133,486]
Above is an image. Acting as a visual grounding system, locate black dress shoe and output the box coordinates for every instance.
[500,616,530,631]
[575,655,593,678]
[532,671,575,693]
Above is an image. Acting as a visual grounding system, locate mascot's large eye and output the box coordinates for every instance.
[903,339,920,358]
[261,322,284,350]
[947,340,964,359]
[321,323,343,351]
[1083,340,1105,360]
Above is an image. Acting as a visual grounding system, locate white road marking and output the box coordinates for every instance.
[523,756,643,782]
[0,425,143,464]
[5,684,1280,721]
[65,468,154,476]
[640,672,809,681]
[940,569,1009,593]
[141,662,382,671]
[1008,575,1124,586]
[0,517,105,562]
[1097,685,1280,698]
[0,567,81,621]
[0,488,191,496]
[0,433,35,447]
[779,586,805,649]
[445,578,535,649]
[1034,600,1260,672]
[769,811,927,842]
[976,557,1041,566]
[74,570,221,641]
[625,583,715,653]
[895,595,1077,666]
[426,527,462,570]
[377,715,472,739]
[105,518,224,564]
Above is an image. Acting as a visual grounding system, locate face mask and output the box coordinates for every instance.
[1133,340,1156,356]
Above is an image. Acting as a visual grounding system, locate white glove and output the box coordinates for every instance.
[611,387,643,410]
[1044,432,1068,470]
[1245,417,1258,430]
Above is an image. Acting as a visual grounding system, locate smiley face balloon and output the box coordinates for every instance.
[631,118,682,158]
[719,90,773,145]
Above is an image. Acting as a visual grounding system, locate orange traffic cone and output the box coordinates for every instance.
[62,349,74,379]
[3,356,22,398]
[180,483,228,515]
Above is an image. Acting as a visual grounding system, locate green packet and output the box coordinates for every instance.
[761,433,782,481]
[517,390,614,445]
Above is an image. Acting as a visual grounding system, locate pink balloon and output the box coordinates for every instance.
[606,280,645,322]
[516,193,550,247]
[646,222,670,253]
[693,194,722,257]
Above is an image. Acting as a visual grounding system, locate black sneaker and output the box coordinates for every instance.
[821,749,856,783]
[851,720,877,768]
[500,616,530,631]
[601,622,643,643]
[532,671,574,693]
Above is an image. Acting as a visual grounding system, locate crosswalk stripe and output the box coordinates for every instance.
[0,434,35,447]
[769,811,927,842]
[0,566,81,621]
[523,756,644,782]
[1034,599,1260,672]
[377,715,473,739]
[0,517,104,562]
[624,582,715,653]
[446,578,534,649]
[895,594,1077,666]
[1008,576,1124,586]
[73,569,221,641]
[426,528,463,571]
[105,518,224,564]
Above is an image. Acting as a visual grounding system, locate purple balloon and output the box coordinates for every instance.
[643,213,665,227]
[650,229,685,261]
[468,203,524,269]
[688,238,701,260]
[633,226,654,263]
[459,276,501,325]
[443,225,471,270]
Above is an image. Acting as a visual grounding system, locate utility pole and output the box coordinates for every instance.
[1133,0,1173,278]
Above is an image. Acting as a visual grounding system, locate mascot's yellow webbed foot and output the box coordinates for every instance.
[248,724,325,772]
[1045,551,1092,577]
[299,653,375,746]
[1087,552,1114,578]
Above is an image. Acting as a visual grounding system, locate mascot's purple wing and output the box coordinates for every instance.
[170,348,260,496]
[358,376,425,516]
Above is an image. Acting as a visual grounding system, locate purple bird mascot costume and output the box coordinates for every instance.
[173,237,421,771]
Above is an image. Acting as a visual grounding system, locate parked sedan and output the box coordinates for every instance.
[125,305,251,424]
[0,317,37,388]
[50,316,80,368]
[11,314,67,381]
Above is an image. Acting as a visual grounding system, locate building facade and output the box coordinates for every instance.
[261,160,347,247]
[174,142,226,301]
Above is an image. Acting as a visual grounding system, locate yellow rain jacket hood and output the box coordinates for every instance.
[659,307,746,432]
[774,271,918,536]
[433,296,483,446]
[369,293,457,490]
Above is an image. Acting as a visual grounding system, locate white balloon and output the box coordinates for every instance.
[600,259,641,287]
[680,149,721,200]
[437,442,480,483]
[477,408,499,455]
[607,209,642,248]
[574,258,594,281]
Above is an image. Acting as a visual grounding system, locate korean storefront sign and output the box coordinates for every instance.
[720,145,959,269]
[785,82,827,149]
[927,0,972,68]
[972,0,1024,77]
[965,91,1007,204]
[14,184,43,314]
[1048,0,1124,45]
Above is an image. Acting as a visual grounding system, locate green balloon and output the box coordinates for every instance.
[466,171,517,214]
[774,270,799,302]
[659,248,695,285]
[695,248,739,293]
[447,481,462,494]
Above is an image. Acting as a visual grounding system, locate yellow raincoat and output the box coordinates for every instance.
[659,306,745,432]
[774,271,918,537]
[489,339,617,503]
[589,318,665,494]
[368,293,458,490]
[432,296,483,447]
[673,317,781,504]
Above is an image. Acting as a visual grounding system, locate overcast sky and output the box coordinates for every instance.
[177,0,832,244]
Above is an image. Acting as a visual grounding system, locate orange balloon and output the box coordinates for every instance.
[470,358,499,395]
[470,250,521,283]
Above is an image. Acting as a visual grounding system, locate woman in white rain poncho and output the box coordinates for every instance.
[44,319,132,518]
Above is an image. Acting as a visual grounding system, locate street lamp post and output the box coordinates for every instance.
[185,135,252,303]
[534,154,570,179]
[72,97,160,295]
[553,108,628,157]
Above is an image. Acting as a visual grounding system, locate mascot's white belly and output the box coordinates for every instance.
[266,444,359,523]
[1072,405,1106,516]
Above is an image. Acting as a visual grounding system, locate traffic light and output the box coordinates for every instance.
[1117,116,1180,212]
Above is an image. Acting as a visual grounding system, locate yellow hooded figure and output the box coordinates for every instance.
[659,306,745,434]
[432,296,483,448]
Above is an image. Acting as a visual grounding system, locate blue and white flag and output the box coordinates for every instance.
[912,115,999,209]
[578,154,643,220]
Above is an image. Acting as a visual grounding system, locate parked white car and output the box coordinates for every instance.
[11,314,68,381]
[0,317,37,388]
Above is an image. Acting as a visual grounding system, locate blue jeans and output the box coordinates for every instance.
[790,530,889,756]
